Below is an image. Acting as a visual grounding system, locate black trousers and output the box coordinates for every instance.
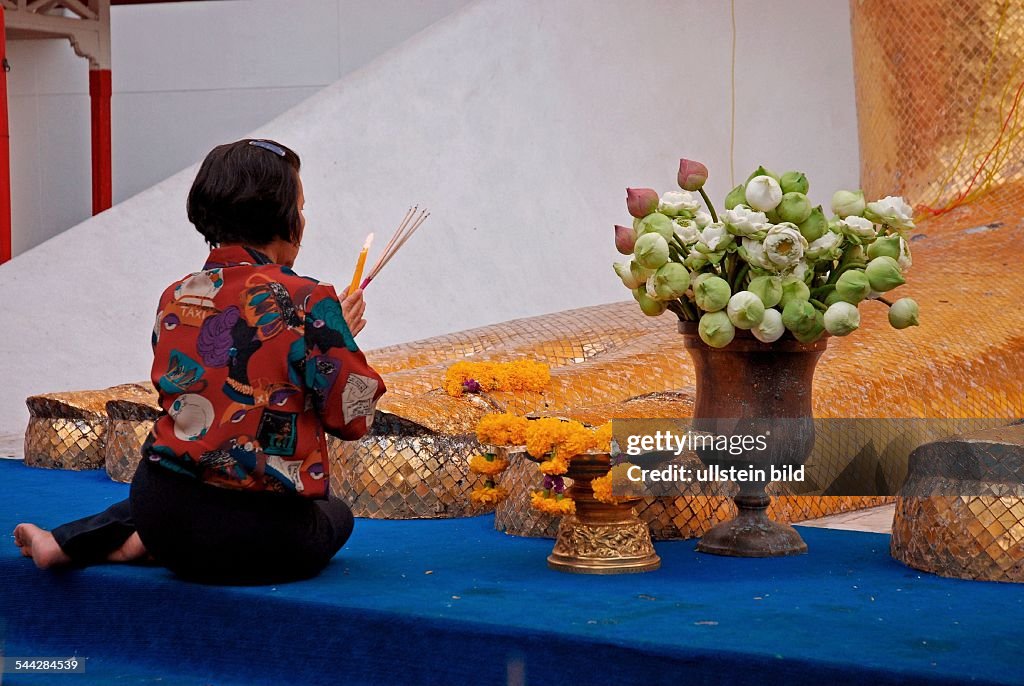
[52,458,354,585]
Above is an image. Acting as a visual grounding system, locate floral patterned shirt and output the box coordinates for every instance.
[142,245,385,498]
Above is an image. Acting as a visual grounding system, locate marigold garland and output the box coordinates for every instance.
[475,413,530,447]
[468,453,510,476]
[524,417,592,459]
[538,455,569,475]
[591,471,618,504]
[530,490,576,516]
[592,463,642,504]
[443,360,551,397]
[471,485,509,506]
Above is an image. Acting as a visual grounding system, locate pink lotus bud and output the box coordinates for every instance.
[626,188,659,218]
[614,225,637,255]
[677,158,708,191]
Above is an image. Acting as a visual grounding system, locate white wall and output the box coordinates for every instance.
[0,0,860,433]
[6,0,471,257]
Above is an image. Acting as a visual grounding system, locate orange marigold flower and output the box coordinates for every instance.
[591,470,619,504]
[471,485,509,506]
[529,491,576,516]
[469,453,510,476]
[561,423,595,457]
[443,360,551,397]
[476,413,530,446]
[538,455,569,475]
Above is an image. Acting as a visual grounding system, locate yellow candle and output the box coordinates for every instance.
[348,232,374,294]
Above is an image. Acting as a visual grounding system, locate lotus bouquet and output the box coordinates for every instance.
[613,159,920,347]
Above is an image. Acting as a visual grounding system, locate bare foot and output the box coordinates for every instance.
[106,533,148,564]
[13,523,72,569]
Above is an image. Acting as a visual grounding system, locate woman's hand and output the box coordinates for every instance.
[341,288,367,337]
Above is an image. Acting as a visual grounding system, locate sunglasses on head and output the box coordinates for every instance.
[248,139,286,156]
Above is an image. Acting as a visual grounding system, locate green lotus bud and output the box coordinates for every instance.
[698,311,736,348]
[637,212,675,240]
[726,291,765,329]
[747,275,783,308]
[798,205,828,242]
[831,189,866,218]
[780,171,809,195]
[835,269,870,304]
[613,262,643,289]
[793,310,825,343]
[634,288,668,316]
[782,300,818,335]
[765,207,782,224]
[752,307,785,343]
[776,192,812,224]
[650,262,690,300]
[823,301,861,336]
[864,256,905,292]
[746,165,780,183]
[724,184,747,210]
[888,297,920,329]
[780,275,810,308]
[634,233,670,270]
[693,275,732,313]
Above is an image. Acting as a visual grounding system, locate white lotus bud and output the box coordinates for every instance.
[659,190,701,217]
[694,210,712,229]
[674,218,702,245]
[613,262,643,289]
[840,215,876,240]
[831,190,866,218]
[745,175,784,212]
[864,195,915,229]
[726,291,766,329]
[823,301,861,336]
[722,206,769,237]
[698,223,733,252]
[898,237,912,271]
[752,307,785,343]
[740,237,772,270]
[805,230,843,262]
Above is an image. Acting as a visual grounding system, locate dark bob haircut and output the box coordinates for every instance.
[187,139,302,247]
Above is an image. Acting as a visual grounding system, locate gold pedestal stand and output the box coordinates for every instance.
[545,453,660,574]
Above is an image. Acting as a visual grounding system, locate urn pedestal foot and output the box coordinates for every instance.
[547,514,661,574]
[696,494,807,557]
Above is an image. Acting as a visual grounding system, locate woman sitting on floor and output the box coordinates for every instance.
[13,139,385,584]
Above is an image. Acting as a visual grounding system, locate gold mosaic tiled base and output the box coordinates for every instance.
[892,496,1024,583]
[103,393,161,483]
[329,413,483,518]
[24,384,154,471]
[890,425,1024,583]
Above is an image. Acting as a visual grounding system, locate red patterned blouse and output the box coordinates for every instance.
[142,245,385,499]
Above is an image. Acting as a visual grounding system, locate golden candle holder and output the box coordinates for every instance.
[509,450,660,575]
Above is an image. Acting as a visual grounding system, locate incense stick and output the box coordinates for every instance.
[360,207,430,289]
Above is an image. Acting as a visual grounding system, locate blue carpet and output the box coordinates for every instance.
[1,459,1022,686]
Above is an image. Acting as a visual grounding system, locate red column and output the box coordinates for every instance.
[89,68,112,215]
[1,6,12,263]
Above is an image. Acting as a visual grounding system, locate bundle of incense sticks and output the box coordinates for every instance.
[357,206,430,290]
